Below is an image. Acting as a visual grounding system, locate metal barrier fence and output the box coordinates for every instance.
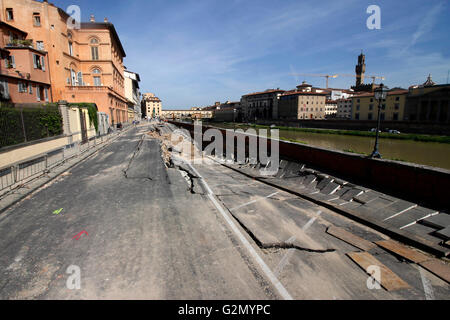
[0,130,121,195]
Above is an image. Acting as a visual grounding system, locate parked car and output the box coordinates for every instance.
[388,129,401,134]
[369,128,381,133]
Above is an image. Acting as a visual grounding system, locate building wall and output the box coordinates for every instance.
[1,0,128,124]
[352,92,407,121]
[279,93,326,120]
[404,86,450,123]
[336,99,352,119]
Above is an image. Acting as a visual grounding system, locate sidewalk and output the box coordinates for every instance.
[0,126,134,216]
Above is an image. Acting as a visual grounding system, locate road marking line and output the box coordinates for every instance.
[302,211,322,231]
[274,211,322,278]
[183,159,293,300]
[230,192,279,211]
[382,205,417,221]
[418,265,435,300]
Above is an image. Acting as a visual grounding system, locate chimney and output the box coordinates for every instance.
[90,14,95,22]
[104,17,108,23]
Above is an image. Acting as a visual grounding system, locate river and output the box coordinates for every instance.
[211,123,450,170]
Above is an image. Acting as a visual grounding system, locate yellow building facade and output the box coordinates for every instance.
[351,90,408,121]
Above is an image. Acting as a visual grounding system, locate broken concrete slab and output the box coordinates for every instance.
[327,226,376,251]
[303,175,317,186]
[321,182,341,195]
[354,190,383,204]
[420,214,450,230]
[316,178,334,190]
[419,259,450,284]
[375,240,430,264]
[385,208,437,229]
[435,227,450,241]
[340,188,365,201]
[347,251,410,291]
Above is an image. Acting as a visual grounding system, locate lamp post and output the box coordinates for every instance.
[233,108,236,131]
[369,83,388,159]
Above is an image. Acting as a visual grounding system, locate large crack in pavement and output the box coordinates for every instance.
[225,204,336,254]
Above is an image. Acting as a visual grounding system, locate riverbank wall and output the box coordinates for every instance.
[169,121,450,211]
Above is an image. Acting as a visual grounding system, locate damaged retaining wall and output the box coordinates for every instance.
[168,121,450,211]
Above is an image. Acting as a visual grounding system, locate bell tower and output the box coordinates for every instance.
[355,51,366,86]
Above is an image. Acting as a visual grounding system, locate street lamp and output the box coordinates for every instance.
[369,83,388,159]
[233,108,236,131]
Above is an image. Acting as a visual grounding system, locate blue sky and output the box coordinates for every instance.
[56,0,450,109]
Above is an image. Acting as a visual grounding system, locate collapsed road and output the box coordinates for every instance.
[0,122,448,300]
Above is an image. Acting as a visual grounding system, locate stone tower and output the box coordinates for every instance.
[355,52,366,87]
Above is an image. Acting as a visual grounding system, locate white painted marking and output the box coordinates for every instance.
[418,265,435,300]
[274,211,322,278]
[302,211,322,231]
[182,159,293,300]
[230,192,279,211]
[383,205,418,221]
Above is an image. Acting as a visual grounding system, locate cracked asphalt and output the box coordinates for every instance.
[0,123,448,300]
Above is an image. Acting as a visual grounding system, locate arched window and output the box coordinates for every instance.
[90,37,99,60]
[92,68,101,86]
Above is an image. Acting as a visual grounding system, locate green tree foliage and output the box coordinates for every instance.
[0,105,62,148]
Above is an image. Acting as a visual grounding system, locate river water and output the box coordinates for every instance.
[211,123,450,170]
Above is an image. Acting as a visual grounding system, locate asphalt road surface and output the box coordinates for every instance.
[0,124,448,299]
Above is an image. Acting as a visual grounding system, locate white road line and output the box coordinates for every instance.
[418,265,435,300]
[274,211,322,278]
[183,160,293,300]
[302,211,322,231]
[230,192,279,211]
[383,205,417,221]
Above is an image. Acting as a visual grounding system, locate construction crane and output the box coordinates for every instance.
[291,73,385,88]
[290,74,338,89]
[336,74,385,85]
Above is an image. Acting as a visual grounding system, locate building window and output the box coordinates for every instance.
[393,113,399,121]
[6,8,13,21]
[368,113,373,120]
[380,113,385,121]
[355,113,359,120]
[394,103,400,110]
[33,13,41,27]
[36,41,44,51]
[70,69,77,86]
[92,68,101,86]
[33,54,44,70]
[36,87,41,101]
[5,55,15,69]
[369,104,373,111]
[44,88,49,102]
[77,72,83,86]
[68,41,73,56]
[396,97,400,101]
[0,79,9,100]
[18,81,27,93]
[29,83,33,94]
[382,104,386,110]
[356,105,360,111]
[91,46,99,60]
[90,38,99,60]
